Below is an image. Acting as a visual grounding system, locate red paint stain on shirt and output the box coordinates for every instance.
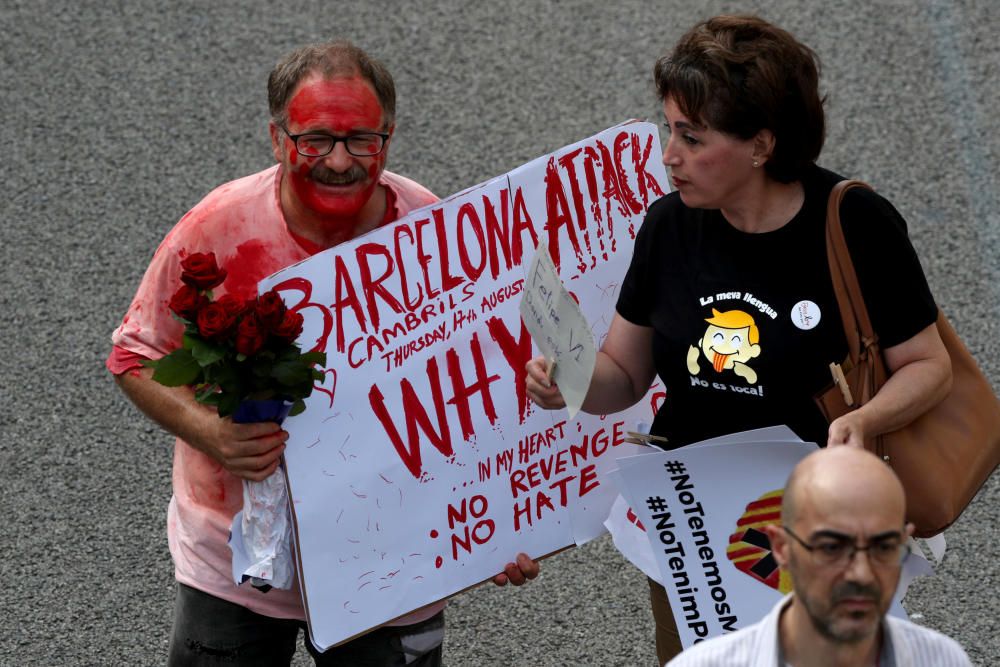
[222,239,283,299]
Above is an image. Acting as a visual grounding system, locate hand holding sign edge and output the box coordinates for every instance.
[492,552,541,587]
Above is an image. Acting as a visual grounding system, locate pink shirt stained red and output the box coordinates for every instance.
[108,164,442,623]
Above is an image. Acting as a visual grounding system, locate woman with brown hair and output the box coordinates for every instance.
[526,15,951,663]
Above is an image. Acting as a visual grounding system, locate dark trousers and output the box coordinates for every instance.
[648,577,683,665]
[168,583,444,666]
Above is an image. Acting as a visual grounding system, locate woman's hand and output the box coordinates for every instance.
[827,322,951,448]
[525,316,657,416]
[827,411,867,448]
[525,355,566,410]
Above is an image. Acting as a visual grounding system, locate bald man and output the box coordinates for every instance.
[667,447,971,666]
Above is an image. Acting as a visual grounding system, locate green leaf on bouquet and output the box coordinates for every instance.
[272,360,311,386]
[195,385,219,402]
[169,312,193,326]
[300,351,327,366]
[251,356,274,378]
[289,399,306,417]
[150,349,202,386]
[199,397,225,410]
[217,392,241,418]
[187,334,227,366]
[215,369,250,396]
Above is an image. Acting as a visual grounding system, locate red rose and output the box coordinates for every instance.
[272,310,304,343]
[254,290,287,332]
[168,285,207,321]
[180,252,228,290]
[215,293,247,318]
[235,313,267,356]
[196,302,239,341]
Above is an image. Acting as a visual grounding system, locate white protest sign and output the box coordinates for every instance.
[688,424,804,447]
[604,482,663,583]
[260,121,670,650]
[519,242,597,420]
[612,439,817,648]
[611,436,935,648]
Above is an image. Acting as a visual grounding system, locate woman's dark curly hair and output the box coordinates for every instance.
[654,15,825,183]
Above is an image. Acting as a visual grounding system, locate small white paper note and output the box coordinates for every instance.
[519,242,597,419]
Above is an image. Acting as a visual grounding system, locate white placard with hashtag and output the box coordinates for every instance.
[612,439,816,648]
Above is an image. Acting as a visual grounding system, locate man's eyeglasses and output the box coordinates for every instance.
[282,128,389,158]
[783,526,910,568]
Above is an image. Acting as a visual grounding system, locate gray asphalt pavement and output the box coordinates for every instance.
[2,0,998,665]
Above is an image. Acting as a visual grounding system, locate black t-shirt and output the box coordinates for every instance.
[616,166,937,447]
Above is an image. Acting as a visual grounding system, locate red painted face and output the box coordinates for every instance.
[277,75,390,221]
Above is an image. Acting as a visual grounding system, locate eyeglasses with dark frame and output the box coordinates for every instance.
[281,128,390,158]
[783,526,910,568]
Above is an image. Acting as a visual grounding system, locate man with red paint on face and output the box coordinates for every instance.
[108,41,538,666]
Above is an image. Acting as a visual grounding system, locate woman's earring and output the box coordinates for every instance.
[753,159,760,168]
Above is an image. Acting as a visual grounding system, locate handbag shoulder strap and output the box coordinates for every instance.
[826,180,877,361]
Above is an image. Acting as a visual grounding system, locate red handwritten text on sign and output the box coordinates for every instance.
[259,122,668,651]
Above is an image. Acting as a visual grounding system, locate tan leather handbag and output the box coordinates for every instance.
[814,180,1000,537]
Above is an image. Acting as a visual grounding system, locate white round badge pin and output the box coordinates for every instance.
[791,300,821,330]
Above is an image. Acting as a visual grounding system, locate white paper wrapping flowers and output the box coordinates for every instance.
[227,471,295,590]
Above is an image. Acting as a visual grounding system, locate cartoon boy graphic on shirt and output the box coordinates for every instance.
[687,308,761,384]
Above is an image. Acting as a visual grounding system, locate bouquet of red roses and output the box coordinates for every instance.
[144,252,326,418]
